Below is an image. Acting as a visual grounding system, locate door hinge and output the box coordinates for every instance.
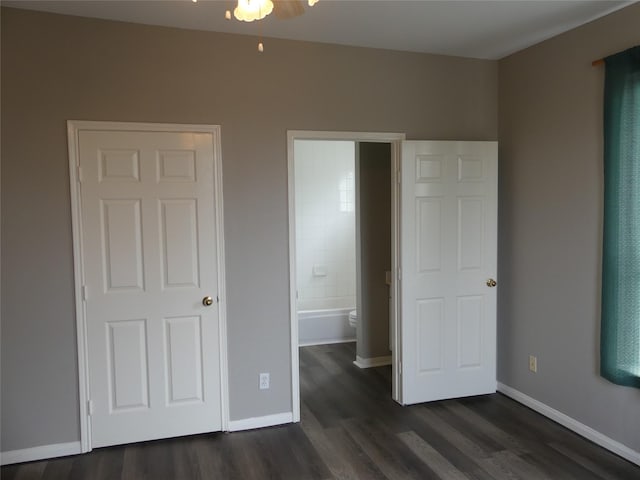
[398,360,402,375]
[87,400,94,416]
[77,166,84,183]
[397,268,402,281]
[217,295,220,304]
[82,285,88,301]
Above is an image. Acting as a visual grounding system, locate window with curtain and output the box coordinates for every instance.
[601,45,640,388]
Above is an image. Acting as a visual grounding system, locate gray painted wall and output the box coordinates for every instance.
[498,3,640,452]
[356,143,392,360]
[0,7,497,451]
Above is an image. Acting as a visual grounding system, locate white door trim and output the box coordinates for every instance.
[287,130,406,422]
[67,120,229,452]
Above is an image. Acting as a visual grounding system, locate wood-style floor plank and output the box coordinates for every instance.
[442,402,529,456]
[10,460,46,480]
[3,342,639,479]
[39,456,74,480]
[343,417,437,480]
[120,443,147,480]
[301,401,387,480]
[397,430,471,480]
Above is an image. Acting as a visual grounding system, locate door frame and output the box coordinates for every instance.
[67,120,229,452]
[287,130,406,421]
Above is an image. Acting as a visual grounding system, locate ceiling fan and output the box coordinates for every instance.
[191,0,320,51]
[227,0,320,23]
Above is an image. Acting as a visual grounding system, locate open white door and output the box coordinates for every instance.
[400,141,497,405]
[74,125,225,448]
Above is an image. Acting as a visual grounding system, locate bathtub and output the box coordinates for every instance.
[298,307,356,346]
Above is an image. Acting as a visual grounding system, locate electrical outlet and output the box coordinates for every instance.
[259,373,270,390]
[529,355,537,373]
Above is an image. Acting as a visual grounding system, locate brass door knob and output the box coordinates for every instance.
[486,279,497,288]
[202,296,214,306]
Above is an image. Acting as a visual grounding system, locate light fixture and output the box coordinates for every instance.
[234,0,274,22]
[207,0,321,52]
[224,0,319,23]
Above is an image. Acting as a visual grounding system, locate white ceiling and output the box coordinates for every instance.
[3,0,634,59]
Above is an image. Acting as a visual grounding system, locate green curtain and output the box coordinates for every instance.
[601,45,640,388]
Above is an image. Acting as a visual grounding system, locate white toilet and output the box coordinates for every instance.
[348,310,358,328]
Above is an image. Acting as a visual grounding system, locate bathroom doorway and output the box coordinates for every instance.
[287,131,405,422]
[294,140,358,347]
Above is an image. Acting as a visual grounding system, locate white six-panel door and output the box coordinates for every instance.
[77,128,223,448]
[400,141,497,405]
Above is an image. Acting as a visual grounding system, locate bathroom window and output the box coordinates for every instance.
[339,172,355,212]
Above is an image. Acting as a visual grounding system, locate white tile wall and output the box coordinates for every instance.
[294,140,356,311]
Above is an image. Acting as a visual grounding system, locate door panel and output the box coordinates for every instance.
[164,315,204,404]
[107,319,149,411]
[401,141,497,405]
[101,199,145,291]
[79,130,222,448]
[160,199,200,288]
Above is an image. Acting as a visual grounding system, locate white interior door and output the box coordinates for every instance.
[400,141,497,405]
[78,128,223,448]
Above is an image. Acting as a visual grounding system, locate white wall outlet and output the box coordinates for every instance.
[529,355,538,373]
[259,373,270,390]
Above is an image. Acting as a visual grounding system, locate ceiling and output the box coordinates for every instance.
[3,0,634,59]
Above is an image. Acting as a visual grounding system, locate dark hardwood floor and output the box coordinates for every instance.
[3,342,639,479]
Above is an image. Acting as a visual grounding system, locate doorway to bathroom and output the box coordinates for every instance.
[294,140,358,348]
[287,131,405,422]
[289,132,499,423]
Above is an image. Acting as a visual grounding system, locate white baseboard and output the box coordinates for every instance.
[228,412,294,432]
[1,441,82,466]
[497,382,640,467]
[354,355,392,369]
[299,337,356,347]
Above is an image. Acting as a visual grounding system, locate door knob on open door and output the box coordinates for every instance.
[486,279,497,288]
[202,296,213,306]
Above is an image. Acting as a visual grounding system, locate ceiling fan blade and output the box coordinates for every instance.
[273,0,305,19]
